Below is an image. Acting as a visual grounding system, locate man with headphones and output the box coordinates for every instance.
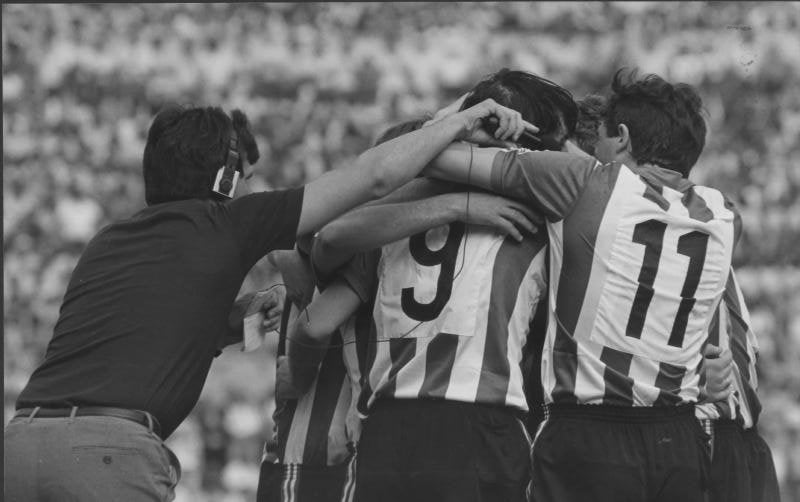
[4,101,536,501]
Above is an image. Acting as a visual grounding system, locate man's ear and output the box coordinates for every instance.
[616,123,631,155]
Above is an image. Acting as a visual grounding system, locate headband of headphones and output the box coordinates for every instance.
[212,130,240,199]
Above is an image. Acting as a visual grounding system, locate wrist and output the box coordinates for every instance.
[440,192,467,222]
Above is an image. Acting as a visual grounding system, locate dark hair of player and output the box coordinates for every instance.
[142,105,259,205]
[573,94,608,156]
[460,68,578,151]
[604,68,707,177]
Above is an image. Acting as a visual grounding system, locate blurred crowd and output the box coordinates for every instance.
[3,3,799,501]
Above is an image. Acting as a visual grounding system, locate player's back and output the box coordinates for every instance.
[542,160,739,406]
[362,222,548,414]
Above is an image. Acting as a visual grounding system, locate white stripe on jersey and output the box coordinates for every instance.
[540,220,563,404]
[341,318,363,446]
[283,380,318,464]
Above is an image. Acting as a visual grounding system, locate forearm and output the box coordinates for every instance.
[313,193,466,277]
[285,322,330,395]
[298,116,466,236]
[423,142,498,190]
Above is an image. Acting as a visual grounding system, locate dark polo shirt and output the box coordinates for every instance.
[17,188,304,438]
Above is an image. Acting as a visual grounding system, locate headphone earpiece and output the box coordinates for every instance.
[212,132,240,199]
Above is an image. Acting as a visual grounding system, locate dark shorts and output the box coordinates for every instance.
[530,404,710,502]
[257,458,356,502]
[708,420,781,502]
[354,399,531,502]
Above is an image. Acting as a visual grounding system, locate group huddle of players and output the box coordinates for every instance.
[246,68,781,502]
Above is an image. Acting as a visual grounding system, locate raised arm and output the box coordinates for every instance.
[296,99,537,236]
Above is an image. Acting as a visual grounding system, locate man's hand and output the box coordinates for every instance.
[426,92,471,127]
[701,344,735,402]
[449,98,539,148]
[454,192,542,242]
[245,285,286,332]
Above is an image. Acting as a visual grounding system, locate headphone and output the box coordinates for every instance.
[212,130,241,199]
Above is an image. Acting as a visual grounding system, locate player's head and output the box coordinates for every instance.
[571,94,609,156]
[143,105,259,205]
[460,68,578,151]
[595,68,706,177]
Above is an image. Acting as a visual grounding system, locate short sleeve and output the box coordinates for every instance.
[490,150,597,221]
[227,187,305,269]
[334,250,381,304]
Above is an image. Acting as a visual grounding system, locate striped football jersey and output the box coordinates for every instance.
[357,222,548,415]
[275,300,353,466]
[489,150,741,407]
[695,270,761,429]
[269,251,373,467]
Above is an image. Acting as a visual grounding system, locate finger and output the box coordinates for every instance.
[703,344,723,358]
[500,112,519,141]
[719,349,733,365]
[504,112,521,141]
[498,216,524,242]
[522,120,539,133]
[512,114,524,142]
[507,201,539,223]
[503,207,537,235]
[496,111,511,139]
[263,319,281,332]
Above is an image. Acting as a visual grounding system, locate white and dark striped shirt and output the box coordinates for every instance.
[695,270,761,429]
[489,150,741,407]
[355,223,548,415]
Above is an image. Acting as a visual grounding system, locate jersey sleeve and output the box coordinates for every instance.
[226,187,305,269]
[334,250,381,305]
[490,150,597,221]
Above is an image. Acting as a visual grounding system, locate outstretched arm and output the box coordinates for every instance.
[296,99,537,236]
[424,144,597,221]
[312,190,542,279]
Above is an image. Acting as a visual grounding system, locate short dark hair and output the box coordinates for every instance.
[142,105,259,205]
[460,68,578,151]
[604,69,706,177]
[572,94,608,156]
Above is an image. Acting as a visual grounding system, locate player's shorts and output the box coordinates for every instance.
[354,399,531,502]
[707,419,781,502]
[256,458,356,502]
[530,403,710,502]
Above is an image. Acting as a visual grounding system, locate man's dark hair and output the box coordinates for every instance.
[142,105,260,205]
[573,94,608,156]
[604,69,706,177]
[460,68,578,151]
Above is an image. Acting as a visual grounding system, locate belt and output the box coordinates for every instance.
[15,406,162,437]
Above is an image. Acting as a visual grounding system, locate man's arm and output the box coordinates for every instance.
[312,191,541,278]
[424,144,597,221]
[284,280,363,394]
[296,98,537,236]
